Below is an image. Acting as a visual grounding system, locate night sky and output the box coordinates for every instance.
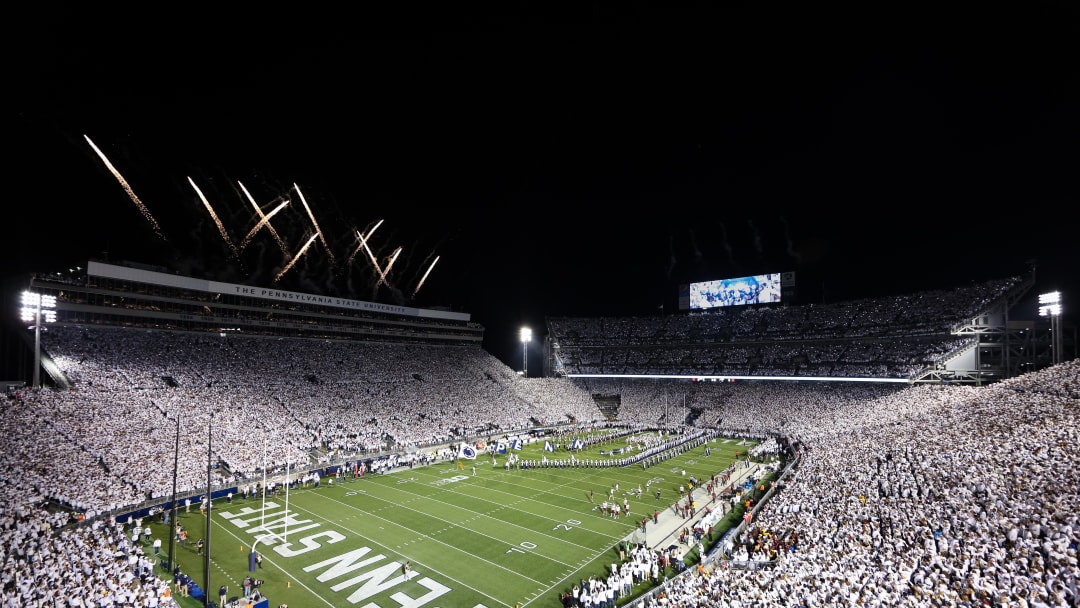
[8,2,1078,372]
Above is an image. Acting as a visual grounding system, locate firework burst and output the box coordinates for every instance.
[84,135,166,240]
[188,176,239,258]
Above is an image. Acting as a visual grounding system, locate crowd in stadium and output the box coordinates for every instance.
[1,297,1076,606]
[562,367,1079,608]
[550,277,1019,378]
[30,325,601,508]
[640,362,1079,608]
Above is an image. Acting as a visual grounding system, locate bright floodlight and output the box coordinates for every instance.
[21,292,57,324]
[1038,291,1061,317]
[520,327,532,377]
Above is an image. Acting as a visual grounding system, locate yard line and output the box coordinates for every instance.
[284,492,551,586]
[213,500,514,607]
[437,480,632,532]
[348,471,624,551]
[450,468,630,512]
[310,486,585,566]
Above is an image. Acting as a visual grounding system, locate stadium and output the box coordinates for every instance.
[0,259,1076,608]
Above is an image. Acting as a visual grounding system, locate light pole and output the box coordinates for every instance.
[1039,291,1063,365]
[203,409,213,608]
[520,327,532,378]
[166,414,180,574]
[21,291,56,388]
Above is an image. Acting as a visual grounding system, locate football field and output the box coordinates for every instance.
[165,436,760,608]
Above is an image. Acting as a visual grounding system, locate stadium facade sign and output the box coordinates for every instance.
[86,260,469,322]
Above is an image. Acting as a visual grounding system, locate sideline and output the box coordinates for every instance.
[640,461,763,551]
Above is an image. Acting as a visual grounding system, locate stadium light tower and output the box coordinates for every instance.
[1039,291,1063,365]
[520,327,532,378]
[21,290,57,388]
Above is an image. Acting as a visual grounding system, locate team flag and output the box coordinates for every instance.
[543,440,555,453]
[495,442,507,455]
[509,438,523,451]
[570,438,585,450]
[459,444,477,460]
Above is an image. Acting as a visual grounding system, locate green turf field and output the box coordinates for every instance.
[159,434,760,608]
